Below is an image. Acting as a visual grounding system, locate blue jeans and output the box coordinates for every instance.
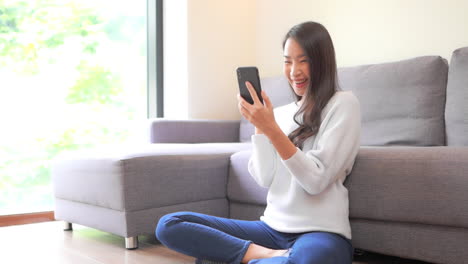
[155,211,353,264]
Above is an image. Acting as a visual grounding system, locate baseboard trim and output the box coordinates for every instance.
[0,211,55,227]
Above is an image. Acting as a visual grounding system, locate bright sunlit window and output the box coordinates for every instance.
[0,0,147,215]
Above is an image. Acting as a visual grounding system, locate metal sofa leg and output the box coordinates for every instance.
[63,221,73,231]
[125,236,139,249]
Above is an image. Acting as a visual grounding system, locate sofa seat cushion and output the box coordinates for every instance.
[446,46,468,146]
[339,56,448,146]
[346,146,468,229]
[228,146,468,230]
[227,150,268,205]
[53,143,251,211]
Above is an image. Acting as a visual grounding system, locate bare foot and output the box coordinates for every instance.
[242,244,289,263]
[269,249,289,257]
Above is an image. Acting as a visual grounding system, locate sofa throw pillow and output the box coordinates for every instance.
[445,46,468,146]
[339,56,448,146]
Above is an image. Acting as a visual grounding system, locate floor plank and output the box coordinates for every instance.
[0,221,430,264]
[0,221,194,264]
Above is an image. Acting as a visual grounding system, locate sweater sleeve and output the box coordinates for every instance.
[247,134,278,188]
[281,94,361,195]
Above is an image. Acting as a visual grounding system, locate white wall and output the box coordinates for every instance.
[163,0,188,119]
[164,0,468,119]
[256,0,468,77]
[164,0,256,119]
[186,0,256,120]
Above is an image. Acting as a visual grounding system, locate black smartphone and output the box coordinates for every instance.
[236,66,263,105]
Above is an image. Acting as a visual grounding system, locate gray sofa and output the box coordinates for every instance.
[52,46,468,264]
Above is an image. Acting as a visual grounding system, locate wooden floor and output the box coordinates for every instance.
[0,221,430,264]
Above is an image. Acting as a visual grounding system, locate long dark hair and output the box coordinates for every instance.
[283,21,339,149]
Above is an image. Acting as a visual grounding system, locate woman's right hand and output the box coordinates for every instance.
[237,93,263,134]
[237,82,278,134]
[237,83,297,160]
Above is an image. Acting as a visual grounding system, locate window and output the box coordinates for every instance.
[0,0,155,216]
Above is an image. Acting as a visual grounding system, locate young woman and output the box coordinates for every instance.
[156,21,361,264]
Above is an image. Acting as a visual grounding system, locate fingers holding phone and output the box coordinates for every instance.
[236,67,276,135]
[236,67,263,105]
[244,81,262,105]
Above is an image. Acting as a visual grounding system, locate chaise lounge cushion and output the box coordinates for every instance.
[53,143,251,212]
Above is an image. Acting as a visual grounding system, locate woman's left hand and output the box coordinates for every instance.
[237,81,279,136]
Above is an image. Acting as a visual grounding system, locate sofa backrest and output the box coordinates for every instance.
[240,55,450,146]
[445,46,468,146]
[339,56,448,146]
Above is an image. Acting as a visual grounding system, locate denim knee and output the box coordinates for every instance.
[155,212,183,246]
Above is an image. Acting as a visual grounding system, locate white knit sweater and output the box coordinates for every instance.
[248,91,361,239]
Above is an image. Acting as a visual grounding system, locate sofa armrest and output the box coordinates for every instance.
[346,146,468,229]
[148,119,240,143]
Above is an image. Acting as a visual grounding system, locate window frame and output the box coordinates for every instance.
[147,0,164,118]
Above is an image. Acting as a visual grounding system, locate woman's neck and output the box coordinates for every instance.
[297,97,305,106]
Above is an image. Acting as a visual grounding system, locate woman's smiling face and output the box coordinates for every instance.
[283,37,311,98]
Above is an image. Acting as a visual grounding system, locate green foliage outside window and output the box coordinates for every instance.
[0,0,146,214]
